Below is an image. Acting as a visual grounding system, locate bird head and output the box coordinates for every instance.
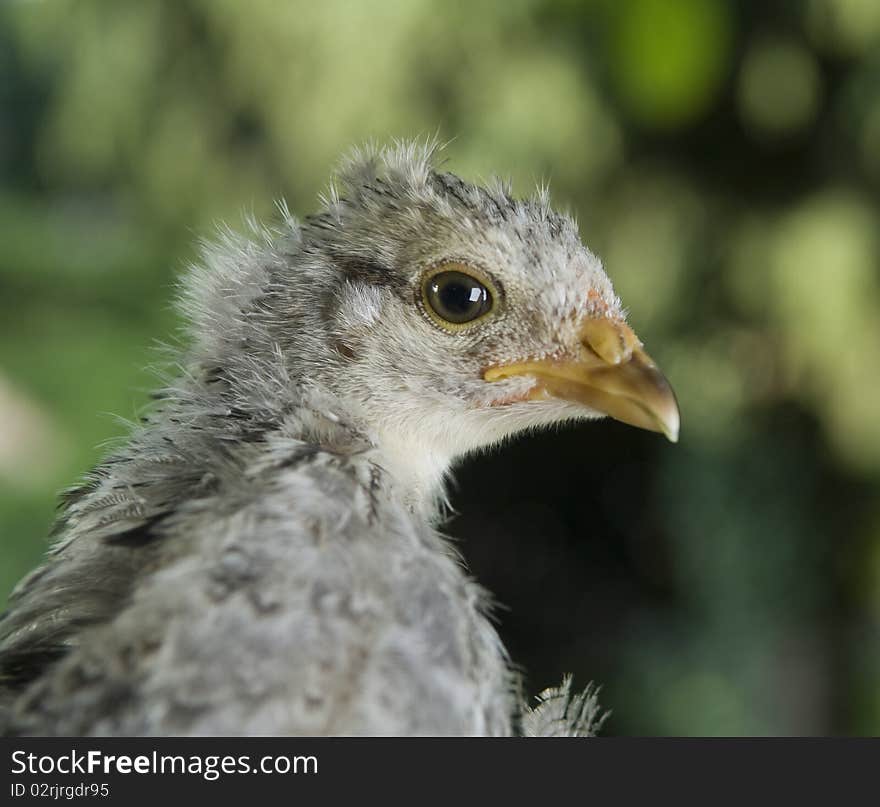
[273,141,679,486]
[185,141,679,496]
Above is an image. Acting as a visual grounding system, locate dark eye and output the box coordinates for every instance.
[423,269,494,328]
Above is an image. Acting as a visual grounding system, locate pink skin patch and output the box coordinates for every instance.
[585,288,610,317]
[486,388,536,407]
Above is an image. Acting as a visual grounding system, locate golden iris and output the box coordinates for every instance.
[421,264,496,330]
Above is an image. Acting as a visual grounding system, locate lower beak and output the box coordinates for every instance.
[483,318,680,442]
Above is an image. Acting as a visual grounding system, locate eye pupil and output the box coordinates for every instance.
[425,270,493,326]
[435,279,483,315]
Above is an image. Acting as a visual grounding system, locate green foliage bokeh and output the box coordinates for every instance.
[1,0,878,734]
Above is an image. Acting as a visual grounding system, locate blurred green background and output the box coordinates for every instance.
[1,0,879,735]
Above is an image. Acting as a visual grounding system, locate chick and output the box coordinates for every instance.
[0,141,677,735]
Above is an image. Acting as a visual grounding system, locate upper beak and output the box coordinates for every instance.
[483,317,680,442]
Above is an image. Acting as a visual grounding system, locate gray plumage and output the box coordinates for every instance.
[0,140,677,736]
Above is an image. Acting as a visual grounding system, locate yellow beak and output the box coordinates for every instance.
[483,318,680,442]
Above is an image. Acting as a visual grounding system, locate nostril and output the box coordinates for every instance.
[579,318,637,365]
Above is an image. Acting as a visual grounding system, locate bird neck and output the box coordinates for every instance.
[159,369,452,524]
[368,426,454,518]
[172,241,455,520]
